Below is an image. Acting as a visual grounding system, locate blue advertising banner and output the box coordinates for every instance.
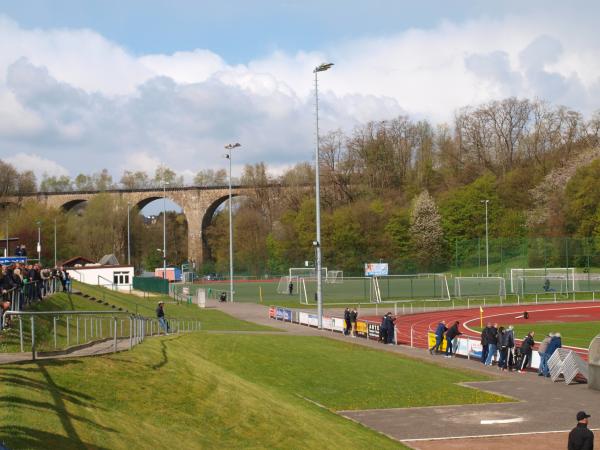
[0,257,27,265]
[364,263,388,276]
[275,307,292,321]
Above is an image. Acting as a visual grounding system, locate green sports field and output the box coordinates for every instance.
[511,321,600,348]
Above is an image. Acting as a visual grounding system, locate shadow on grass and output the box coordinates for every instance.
[1,359,118,448]
[152,340,170,370]
[0,426,110,450]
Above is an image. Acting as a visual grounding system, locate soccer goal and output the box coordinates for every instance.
[276,276,299,295]
[289,267,328,280]
[326,270,344,284]
[454,276,506,298]
[382,273,451,300]
[510,268,575,294]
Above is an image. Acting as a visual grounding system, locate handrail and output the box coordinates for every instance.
[6,310,134,316]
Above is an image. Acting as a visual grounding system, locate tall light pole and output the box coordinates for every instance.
[36,221,41,263]
[225,142,241,303]
[53,218,57,267]
[163,181,169,279]
[313,62,333,330]
[5,219,8,257]
[481,200,489,277]
[127,202,131,266]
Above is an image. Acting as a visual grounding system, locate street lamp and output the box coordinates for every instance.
[36,221,41,263]
[127,202,131,266]
[5,219,8,258]
[225,142,241,303]
[54,218,57,267]
[481,200,489,277]
[163,181,169,279]
[313,62,333,329]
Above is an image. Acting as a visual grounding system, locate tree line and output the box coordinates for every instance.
[3,97,600,275]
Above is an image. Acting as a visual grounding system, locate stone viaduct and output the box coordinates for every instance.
[3,186,264,265]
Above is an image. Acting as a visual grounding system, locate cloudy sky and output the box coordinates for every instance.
[1,0,600,184]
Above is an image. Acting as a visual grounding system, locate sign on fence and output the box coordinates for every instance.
[364,263,388,277]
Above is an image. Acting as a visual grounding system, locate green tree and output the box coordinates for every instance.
[410,191,445,271]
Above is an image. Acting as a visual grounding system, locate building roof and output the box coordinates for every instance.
[98,254,120,266]
[61,256,95,267]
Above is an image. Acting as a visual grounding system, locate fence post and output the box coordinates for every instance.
[19,317,24,352]
[30,316,36,361]
[76,317,80,344]
[394,303,397,316]
[66,316,70,347]
[53,316,57,349]
[100,319,103,339]
[113,318,118,353]
[84,317,87,341]
[129,317,133,349]
[410,326,414,348]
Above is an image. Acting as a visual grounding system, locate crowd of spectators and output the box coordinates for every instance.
[0,261,71,331]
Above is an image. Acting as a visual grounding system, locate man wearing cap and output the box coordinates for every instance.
[156,301,169,335]
[568,411,594,450]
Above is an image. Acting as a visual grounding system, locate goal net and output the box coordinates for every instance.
[326,270,344,284]
[510,268,575,294]
[380,273,451,300]
[289,267,327,280]
[454,276,506,298]
[277,276,299,295]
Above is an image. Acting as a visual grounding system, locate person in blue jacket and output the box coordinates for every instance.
[543,332,562,377]
[429,320,447,354]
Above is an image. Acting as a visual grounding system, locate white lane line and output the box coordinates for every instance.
[480,417,523,425]
[401,428,600,442]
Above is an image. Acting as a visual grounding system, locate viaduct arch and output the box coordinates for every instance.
[4,186,261,265]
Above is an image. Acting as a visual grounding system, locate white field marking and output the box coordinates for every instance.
[463,304,600,351]
[480,417,523,425]
[401,428,600,442]
[514,315,524,319]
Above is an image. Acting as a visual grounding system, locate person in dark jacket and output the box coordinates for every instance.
[379,314,388,343]
[156,301,169,334]
[430,320,447,354]
[484,323,499,366]
[480,323,492,364]
[385,313,396,344]
[568,411,594,450]
[518,331,535,372]
[504,325,516,370]
[445,321,462,357]
[497,327,509,370]
[343,308,351,336]
[350,308,358,338]
[542,332,562,377]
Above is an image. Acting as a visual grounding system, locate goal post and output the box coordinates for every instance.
[276,276,299,295]
[454,276,506,298]
[510,268,575,294]
[289,267,327,280]
[326,270,344,284]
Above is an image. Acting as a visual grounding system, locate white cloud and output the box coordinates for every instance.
[11,152,69,179]
[1,10,600,181]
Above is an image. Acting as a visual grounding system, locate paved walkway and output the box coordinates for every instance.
[0,338,134,365]
[213,300,600,449]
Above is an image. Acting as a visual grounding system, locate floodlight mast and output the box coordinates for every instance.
[313,62,333,330]
[225,142,241,303]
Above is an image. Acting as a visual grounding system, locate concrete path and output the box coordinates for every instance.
[0,338,134,365]
[213,300,600,448]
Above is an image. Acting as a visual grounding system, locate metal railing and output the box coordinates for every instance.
[1,310,202,361]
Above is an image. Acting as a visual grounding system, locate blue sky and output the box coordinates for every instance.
[0,0,574,62]
[1,0,600,195]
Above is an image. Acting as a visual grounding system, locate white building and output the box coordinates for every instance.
[67,264,134,291]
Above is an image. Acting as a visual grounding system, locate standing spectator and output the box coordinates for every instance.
[350,308,358,338]
[58,267,68,292]
[430,320,447,355]
[537,333,552,377]
[386,313,396,344]
[568,411,594,450]
[288,280,294,295]
[343,308,351,336]
[156,301,169,334]
[379,313,388,343]
[518,331,535,373]
[505,325,516,370]
[497,327,508,370]
[219,291,227,302]
[445,321,462,358]
[543,332,562,378]
[484,323,499,366]
[480,323,492,364]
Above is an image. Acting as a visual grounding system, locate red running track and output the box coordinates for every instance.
[364,302,600,358]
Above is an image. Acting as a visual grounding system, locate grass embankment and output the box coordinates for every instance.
[0,285,275,353]
[0,333,509,449]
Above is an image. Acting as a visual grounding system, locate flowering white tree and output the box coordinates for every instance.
[410,190,445,270]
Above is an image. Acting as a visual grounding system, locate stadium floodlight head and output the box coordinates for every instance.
[312,240,320,247]
[314,63,334,73]
[225,143,241,150]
